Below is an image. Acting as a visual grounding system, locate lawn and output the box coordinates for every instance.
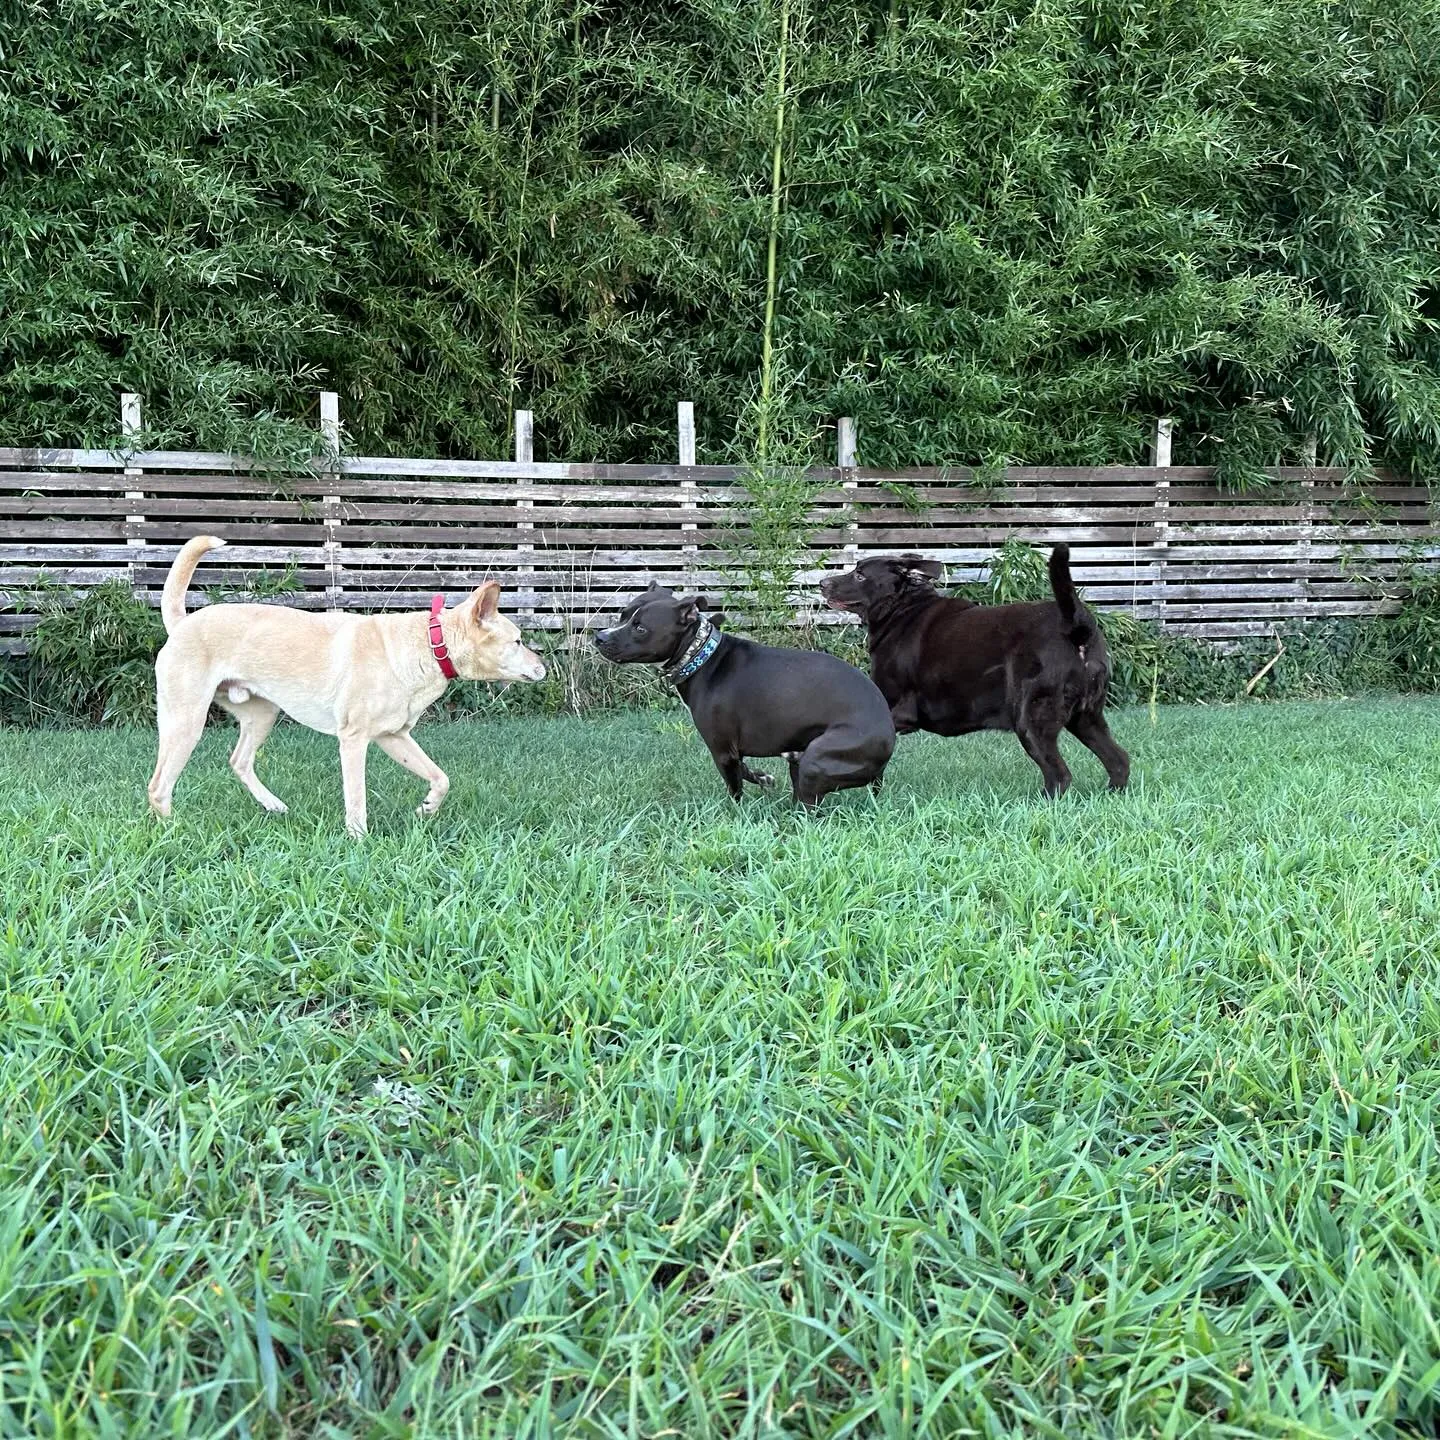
[2,699,1439,1437]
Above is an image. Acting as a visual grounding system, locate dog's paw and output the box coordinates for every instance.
[416,800,444,818]
[751,771,775,787]
[260,797,289,814]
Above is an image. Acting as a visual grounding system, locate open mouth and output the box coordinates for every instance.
[822,594,853,612]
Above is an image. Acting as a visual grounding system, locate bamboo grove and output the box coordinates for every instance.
[6,0,1440,480]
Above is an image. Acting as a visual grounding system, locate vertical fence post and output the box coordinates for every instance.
[678,401,698,593]
[1299,433,1317,623]
[320,391,343,612]
[837,417,859,568]
[514,409,535,621]
[121,393,146,601]
[1150,417,1173,630]
[678,401,697,468]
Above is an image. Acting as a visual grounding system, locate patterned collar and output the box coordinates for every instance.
[662,617,722,686]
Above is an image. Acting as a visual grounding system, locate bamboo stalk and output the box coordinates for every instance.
[757,0,792,463]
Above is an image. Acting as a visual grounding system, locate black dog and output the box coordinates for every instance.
[819,546,1130,797]
[593,584,895,806]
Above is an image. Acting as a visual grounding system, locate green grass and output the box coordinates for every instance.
[2,700,1440,1437]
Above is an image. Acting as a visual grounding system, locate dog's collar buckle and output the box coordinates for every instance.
[663,617,721,686]
[428,595,458,681]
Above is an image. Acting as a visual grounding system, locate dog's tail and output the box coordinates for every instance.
[1048,544,1097,652]
[162,535,226,633]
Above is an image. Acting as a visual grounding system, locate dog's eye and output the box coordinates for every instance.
[632,620,647,637]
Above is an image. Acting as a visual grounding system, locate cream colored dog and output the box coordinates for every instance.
[148,535,546,835]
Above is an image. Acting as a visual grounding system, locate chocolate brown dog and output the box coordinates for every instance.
[594,584,894,806]
[819,546,1129,797]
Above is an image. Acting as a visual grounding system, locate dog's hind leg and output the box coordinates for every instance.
[740,762,774,788]
[147,671,211,819]
[1066,710,1130,791]
[220,696,287,812]
[375,731,450,817]
[795,734,891,809]
[1015,708,1072,798]
[790,744,852,810]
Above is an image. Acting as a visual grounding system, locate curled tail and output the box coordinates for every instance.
[162,535,226,633]
[1048,544,1097,652]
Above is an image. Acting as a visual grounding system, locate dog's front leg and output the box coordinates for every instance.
[339,733,370,837]
[889,693,921,734]
[376,732,451,817]
[710,752,746,801]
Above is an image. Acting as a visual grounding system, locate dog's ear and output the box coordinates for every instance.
[902,555,944,583]
[692,594,716,611]
[466,580,501,621]
[677,595,702,625]
[706,610,728,629]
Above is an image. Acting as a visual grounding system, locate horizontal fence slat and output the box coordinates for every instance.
[0,496,321,519]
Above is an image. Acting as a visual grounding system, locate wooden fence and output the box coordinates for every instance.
[1,403,1437,655]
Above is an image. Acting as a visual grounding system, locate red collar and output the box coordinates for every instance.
[428,595,458,681]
